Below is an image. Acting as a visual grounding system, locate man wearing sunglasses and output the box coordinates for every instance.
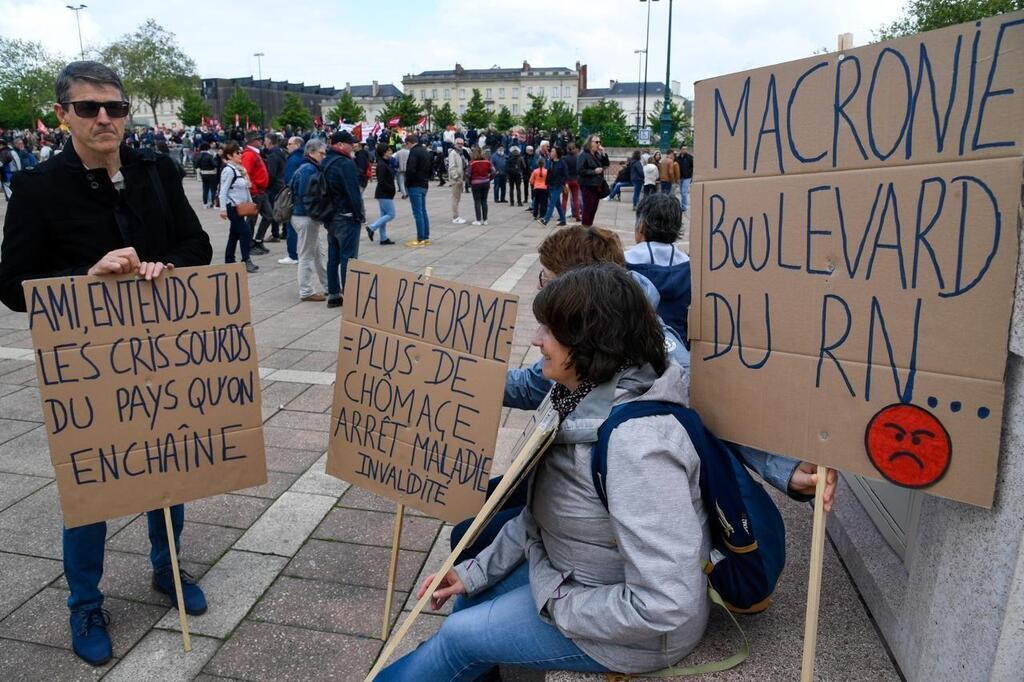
[0,61,212,667]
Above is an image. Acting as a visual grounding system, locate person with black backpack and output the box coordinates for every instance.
[196,142,219,208]
[289,138,329,301]
[320,129,364,308]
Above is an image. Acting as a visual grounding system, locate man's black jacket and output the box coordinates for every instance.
[0,141,212,312]
[405,144,433,189]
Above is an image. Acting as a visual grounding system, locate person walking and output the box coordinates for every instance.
[260,132,287,243]
[529,161,548,221]
[562,143,581,221]
[196,142,219,208]
[629,150,644,210]
[240,131,270,254]
[322,129,365,308]
[367,143,397,244]
[469,146,494,226]
[677,145,693,212]
[492,146,507,203]
[448,137,467,224]
[506,146,526,207]
[289,138,329,301]
[0,61,213,667]
[541,145,567,226]
[219,141,259,273]
[405,134,432,247]
[577,134,610,226]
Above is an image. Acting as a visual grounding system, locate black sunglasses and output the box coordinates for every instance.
[62,100,131,119]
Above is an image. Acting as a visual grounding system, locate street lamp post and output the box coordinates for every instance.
[640,0,659,131]
[253,52,265,128]
[659,0,674,152]
[66,4,87,60]
[633,48,646,135]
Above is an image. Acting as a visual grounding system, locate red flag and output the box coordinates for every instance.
[314,115,323,127]
[352,123,363,141]
[416,116,427,128]
[36,118,46,134]
[387,116,400,127]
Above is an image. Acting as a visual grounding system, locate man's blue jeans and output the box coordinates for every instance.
[285,222,298,260]
[326,216,361,299]
[64,504,184,612]
[407,186,430,241]
[632,180,644,207]
[680,178,691,212]
[378,562,608,681]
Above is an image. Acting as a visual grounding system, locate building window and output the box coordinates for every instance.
[485,88,492,98]
[512,103,519,114]
[551,86,559,97]
[420,89,426,99]
[459,88,466,99]
[499,87,505,98]
[432,88,437,99]
[527,86,533,95]
[444,88,450,99]
[564,86,572,98]
[486,103,494,112]
[512,87,519,98]
[459,103,466,114]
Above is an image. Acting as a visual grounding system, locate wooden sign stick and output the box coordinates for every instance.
[381,503,405,640]
[163,506,192,652]
[799,466,829,681]
[380,265,433,641]
[367,417,558,681]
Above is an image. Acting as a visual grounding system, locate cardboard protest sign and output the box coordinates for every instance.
[327,262,519,522]
[689,12,1024,508]
[24,264,267,527]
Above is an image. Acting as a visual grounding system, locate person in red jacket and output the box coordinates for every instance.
[240,131,270,254]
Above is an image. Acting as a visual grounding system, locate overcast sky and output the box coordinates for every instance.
[2,0,906,98]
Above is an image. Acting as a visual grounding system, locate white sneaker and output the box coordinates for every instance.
[453,217,466,224]
[277,257,298,264]
[471,220,481,226]
[483,220,488,225]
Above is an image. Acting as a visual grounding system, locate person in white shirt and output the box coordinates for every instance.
[218,140,259,273]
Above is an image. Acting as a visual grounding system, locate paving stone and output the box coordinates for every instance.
[259,380,310,410]
[264,408,332,432]
[402,524,455,616]
[252,575,407,638]
[0,551,64,620]
[103,629,222,682]
[55,550,210,607]
[185,493,273,529]
[0,424,54,477]
[287,350,338,372]
[0,587,165,658]
[285,539,424,589]
[0,381,25,398]
[0,386,42,423]
[381,610,447,666]
[264,368,336,385]
[232,470,298,499]
[0,483,68,558]
[0,636,112,679]
[313,507,442,552]
[337,485,430,517]
[234,491,337,557]
[0,471,50,512]
[262,425,328,452]
[284,383,335,413]
[264,445,324,473]
[0,363,39,385]
[0,416,39,446]
[289,453,349,497]
[204,620,379,681]
[107,516,242,566]
[155,550,288,638]
[259,348,311,370]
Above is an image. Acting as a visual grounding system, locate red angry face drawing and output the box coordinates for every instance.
[865,404,952,488]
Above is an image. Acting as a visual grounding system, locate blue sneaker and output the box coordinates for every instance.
[70,608,112,666]
[152,568,207,615]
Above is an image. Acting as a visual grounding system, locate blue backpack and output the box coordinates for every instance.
[592,400,785,614]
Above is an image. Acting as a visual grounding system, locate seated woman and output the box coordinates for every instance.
[379,264,709,680]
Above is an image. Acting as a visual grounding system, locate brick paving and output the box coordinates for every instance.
[0,177,896,680]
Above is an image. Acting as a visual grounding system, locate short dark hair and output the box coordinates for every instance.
[376,143,390,157]
[635,193,683,243]
[55,61,125,105]
[222,141,241,158]
[405,134,418,144]
[245,130,262,143]
[532,263,667,384]
[538,226,625,274]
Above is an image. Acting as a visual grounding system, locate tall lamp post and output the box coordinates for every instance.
[66,4,87,60]
[253,52,265,128]
[658,0,674,152]
[640,0,659,131]
[633,48,646,135]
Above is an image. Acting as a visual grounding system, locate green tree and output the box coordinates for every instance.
[326,90,365,124]
[520,93,548,131]
[222,86,262,126]
[494,105,517,132]
[378,93,423,127]
[274,93,312,130]
[433,101,457,129]
[100,19,198,125]
[580,99,637,147]
[176,89,211,126]
[461,88,493,129]
[876,0,1023,39]
[647,99,691,147]
[545,101,577,134]
[0,37,63,129]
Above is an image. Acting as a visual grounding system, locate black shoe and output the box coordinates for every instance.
[327,297,343,308]
[380,238,395,245]
[540,218,549,225]
[365,225,374,242]
[245,259,259,273]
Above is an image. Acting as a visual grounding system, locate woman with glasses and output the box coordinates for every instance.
[218,141,258,273]
[577,134,610,226]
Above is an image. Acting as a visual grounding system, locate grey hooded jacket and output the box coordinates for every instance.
[454,362,711,673]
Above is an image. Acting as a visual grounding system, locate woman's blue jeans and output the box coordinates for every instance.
[544,185,566,223]
[378,562,608,681]
[369,198,396,241]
